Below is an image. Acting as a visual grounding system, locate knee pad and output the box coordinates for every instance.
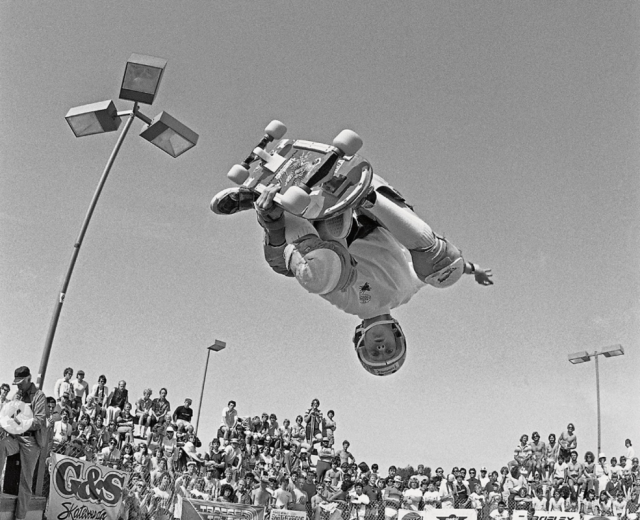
[411,235,465,288]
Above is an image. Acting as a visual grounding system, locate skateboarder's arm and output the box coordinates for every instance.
[256,187,294,278]
[463,261,493,286]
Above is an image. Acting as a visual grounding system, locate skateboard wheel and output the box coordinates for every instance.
[265,120,287,140]
[332,130,363,156]
[280,186,310,215]
[227,164,249,185]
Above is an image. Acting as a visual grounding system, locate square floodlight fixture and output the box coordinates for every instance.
[120,53,167,105]
[568,351,592,364]
[601,344,624,358]
[65,100,122,137]
[139,111,198,158]
[208,340,227,352]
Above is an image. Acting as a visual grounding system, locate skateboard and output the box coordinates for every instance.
[226,120,373,220]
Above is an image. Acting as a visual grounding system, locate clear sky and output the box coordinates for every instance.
[1,2,638,472]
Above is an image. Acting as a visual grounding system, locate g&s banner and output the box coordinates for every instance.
[48,453,129,520]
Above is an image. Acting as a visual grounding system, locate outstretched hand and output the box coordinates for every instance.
[255,184,284,221]
[475,267,493,286]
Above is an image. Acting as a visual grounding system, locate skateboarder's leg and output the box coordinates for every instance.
[363,175,463,285]
[363,174,437,251]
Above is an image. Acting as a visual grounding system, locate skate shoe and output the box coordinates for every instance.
[210,187,257,215]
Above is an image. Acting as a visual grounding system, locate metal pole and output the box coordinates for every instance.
[36,107,137,390]
[595,352,601,455]
[195,348,212,438]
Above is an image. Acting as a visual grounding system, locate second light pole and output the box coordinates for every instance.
[195,340,227,438]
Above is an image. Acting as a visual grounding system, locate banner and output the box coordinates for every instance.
[270,510,307,520]
[423,509,478,520]
[178,497,265,520]
[532,513,580,520]
[47,453,129,520]
[512,511,528,520]
[584,517,616,520]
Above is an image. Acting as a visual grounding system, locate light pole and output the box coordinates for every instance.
[195,340,227,438]
[37,54,199,390]
[568,344,625,455]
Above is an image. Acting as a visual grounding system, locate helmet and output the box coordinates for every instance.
[352,318,407,376]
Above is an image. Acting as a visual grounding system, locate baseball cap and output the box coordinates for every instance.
[13,366,30,384]
[481,466,487,471]
[394,475,402,483]
[166,426,174,432]
[187,460,197,467]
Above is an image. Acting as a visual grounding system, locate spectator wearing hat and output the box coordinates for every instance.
[0,366,47,520]
[315,437,336,483]
[173,398,194,429]
[162,425,178,473]
[53,367,74,402]
[596,452,610,491]
[57,391,76,423]
[224,437,243,476]
[383,476,403,519]
[72,370,89,409]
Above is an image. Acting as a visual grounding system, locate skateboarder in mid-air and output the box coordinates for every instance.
[211,168,493,377]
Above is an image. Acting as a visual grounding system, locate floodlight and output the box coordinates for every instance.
[208,340,227,352]
[120,53,167,105]
[139,111,199,157]
[65,100,122,137]
[601,344,624,358]
[568,351,591,364]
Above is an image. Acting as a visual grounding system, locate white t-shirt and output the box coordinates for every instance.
[323,228,425,319]
[221,406,238,428]
[490,510,509,520]
[403,488,423,510]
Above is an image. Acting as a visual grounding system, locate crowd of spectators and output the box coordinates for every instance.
[0,367,638,520]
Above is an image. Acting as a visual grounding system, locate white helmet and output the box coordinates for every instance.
[352,319,407,376]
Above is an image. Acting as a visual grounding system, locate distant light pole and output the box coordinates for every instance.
[195,340,227,438]
[37,54,199,390]
[568,344,625,454]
